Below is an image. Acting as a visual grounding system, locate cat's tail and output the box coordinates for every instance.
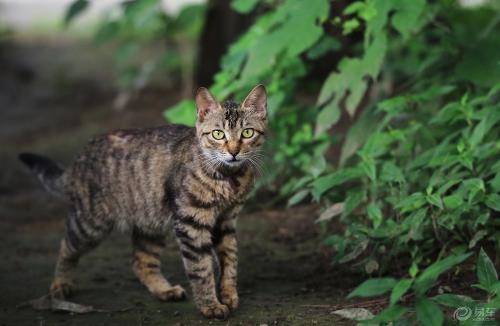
[19,153,66,197]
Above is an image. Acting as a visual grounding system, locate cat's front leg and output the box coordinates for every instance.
[174,215,229,319]
[213,206,240,310]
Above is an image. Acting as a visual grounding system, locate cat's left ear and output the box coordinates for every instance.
[242,84,267,119]
[195,87,219,122]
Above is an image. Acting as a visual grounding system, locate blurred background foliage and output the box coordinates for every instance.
[59,0,500,323]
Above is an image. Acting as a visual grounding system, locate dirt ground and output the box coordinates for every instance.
[0,37,360,325]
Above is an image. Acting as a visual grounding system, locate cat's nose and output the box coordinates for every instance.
[229,149,240,159]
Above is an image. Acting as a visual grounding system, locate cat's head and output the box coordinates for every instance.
[195,85,267,170]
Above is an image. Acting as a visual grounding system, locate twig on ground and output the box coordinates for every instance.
[17,294,132,314]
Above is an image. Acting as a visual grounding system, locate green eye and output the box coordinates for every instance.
[212,130,225,140]
[242,128,254,138]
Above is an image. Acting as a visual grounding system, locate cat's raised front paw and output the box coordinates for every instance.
[153,285,186,301]
[200,303,230,319]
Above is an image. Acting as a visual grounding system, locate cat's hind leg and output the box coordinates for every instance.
[131,227,186,301]
[51,207,113,298]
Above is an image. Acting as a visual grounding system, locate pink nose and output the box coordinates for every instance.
[229,149,240,158]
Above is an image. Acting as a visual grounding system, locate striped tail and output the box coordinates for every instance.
[19,152,66,196]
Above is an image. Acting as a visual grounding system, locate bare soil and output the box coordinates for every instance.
[0,36,360,325]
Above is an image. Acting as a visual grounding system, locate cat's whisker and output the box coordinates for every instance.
[246,156,264,177]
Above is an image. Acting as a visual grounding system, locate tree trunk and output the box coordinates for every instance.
[194,0,254,87]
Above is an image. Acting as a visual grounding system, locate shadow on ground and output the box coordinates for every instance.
[0,36,359,325]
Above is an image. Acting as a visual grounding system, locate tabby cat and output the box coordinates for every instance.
[19,85,267,319]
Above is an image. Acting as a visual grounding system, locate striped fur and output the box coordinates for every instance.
[19,85,267,319]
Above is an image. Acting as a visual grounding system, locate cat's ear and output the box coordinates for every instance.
[242,84,267,119]
[195,87,219,121]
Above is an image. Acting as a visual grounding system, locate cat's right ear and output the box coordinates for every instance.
[195,87,219,122]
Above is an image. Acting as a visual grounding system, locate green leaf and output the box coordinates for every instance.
[396,192,426,213]
[415,253,472,295]
[342,18,360,35]
[241,31,285,79]
[344,1,376,21]
[470,117,488,148]
[443,194,463,210]
[306,35,341,60]
[315,100,341,136]
[284,0,330,57]
[311,167,364,199]
[491,281,500,295]
[360,133,394,159]
[370,305,408,323]
[463,178,486,201]
[64,0,89,26]
[391,0,426,39]
[405,208,427,240]
[409,262,419,278]
[317,71,338,106]
[367,203,383,228]
[124,0,162,31]
[315,32,387,134]
[231,0,260,14]
[339,108,379,166]
[380,161,405,183]
[490,172,500,192]
[287,189,310,207]
[477,248,498,291]
[426,193,444,210]
[432,294,475,308]
[416,297,444,326]
[485,194,500,212]
[343,189,366,217]
[389,279,413,306]
[437,179,462,196]
[241,0,329,80]
[164,100,196,126]
[347,277,397,298]
[360,158,377,182]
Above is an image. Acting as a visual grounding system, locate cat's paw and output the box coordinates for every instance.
[154,285,186,301]
[50,279,73,299]
[200,303,230,320]
[220,290,239,310]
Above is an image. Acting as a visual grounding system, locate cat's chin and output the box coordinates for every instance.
[223,160,244,167]
[220,159,246,170]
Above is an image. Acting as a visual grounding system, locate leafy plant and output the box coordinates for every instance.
[347,249,499,325]
[273,0,500,272]
[317,85,500,272]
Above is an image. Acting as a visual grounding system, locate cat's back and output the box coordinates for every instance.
[76,124,193,161]
[67,124,195,191]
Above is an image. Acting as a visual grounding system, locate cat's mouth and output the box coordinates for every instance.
[224,158,243,166]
